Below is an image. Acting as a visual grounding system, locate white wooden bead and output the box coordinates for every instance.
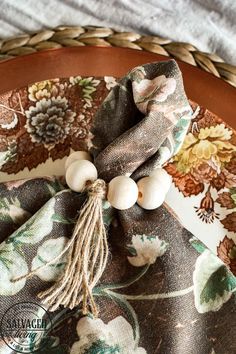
[107,176,138,210]
[149,168,172,193]
[137,177,166,210]
[66,160,98,192]
[65,151,92,170]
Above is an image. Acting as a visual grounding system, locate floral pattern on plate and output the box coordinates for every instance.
[0,76,113,174]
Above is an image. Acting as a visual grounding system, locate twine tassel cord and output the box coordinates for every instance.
[39,179,108,316]
[39,200,97,307]
[12,179,108,317]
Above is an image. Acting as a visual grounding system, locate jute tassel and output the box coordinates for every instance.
[12,179,108,317]
[40,179,108,316]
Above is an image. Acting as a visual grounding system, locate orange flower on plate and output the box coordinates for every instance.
[195,189,219,224]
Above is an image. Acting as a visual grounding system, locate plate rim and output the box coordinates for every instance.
[0,46,235,129]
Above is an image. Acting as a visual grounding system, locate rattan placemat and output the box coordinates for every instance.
[0,25,235,87]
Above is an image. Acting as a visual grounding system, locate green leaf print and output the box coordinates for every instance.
[193,250,236,313]
[85,340,120,353]
[51,213,75,224]
[0,197,10,209]
[46,179,66,197]
[189,237,207,254]
[31,237,68,282]
[96,291,140,347]
[0,242,28,295]
[0,249,13,269]
[126,245,137,256]
[31,336,69,354]
[102,201,115,227]
[200,265,236,304]
[173,116,191,154]
[0,213,12,223]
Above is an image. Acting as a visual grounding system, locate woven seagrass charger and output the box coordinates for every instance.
[0,25,235,135]
[0,25,235,88]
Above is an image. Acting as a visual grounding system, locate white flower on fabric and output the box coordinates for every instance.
[127,234,168,267]
[70,316,146,354]
[104,76,117,90]
[132,75,176,113]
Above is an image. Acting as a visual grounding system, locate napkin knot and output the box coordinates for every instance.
[86,179,107,199]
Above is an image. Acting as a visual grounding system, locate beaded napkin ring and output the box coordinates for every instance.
[66,151,171,210]
[40,151,170,316]
[13,150,171,317]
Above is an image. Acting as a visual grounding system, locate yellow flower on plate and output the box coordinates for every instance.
[174,123,236,174]
[28,80,55,101]
[192,140,217,160]
[198,124,232,140]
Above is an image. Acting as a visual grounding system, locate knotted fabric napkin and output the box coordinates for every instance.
[0,60,235,354]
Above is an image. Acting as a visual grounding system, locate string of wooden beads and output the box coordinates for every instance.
[65,151,171,210]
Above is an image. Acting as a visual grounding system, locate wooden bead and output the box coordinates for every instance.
[66,160,98,192]
[107,176,138,210]
[65,151,92,170]
[150,168,171,193]
[137,177,166,210]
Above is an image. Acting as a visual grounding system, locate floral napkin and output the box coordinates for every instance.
[0,60,235,354]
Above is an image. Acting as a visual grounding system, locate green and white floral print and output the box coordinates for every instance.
[193,249,236,313]
[7,197,55,245]
[31,237,68,282]
[0,196,31,225]
[127,234,168,267]
[0,243,28,295]
[70,316,146,354]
